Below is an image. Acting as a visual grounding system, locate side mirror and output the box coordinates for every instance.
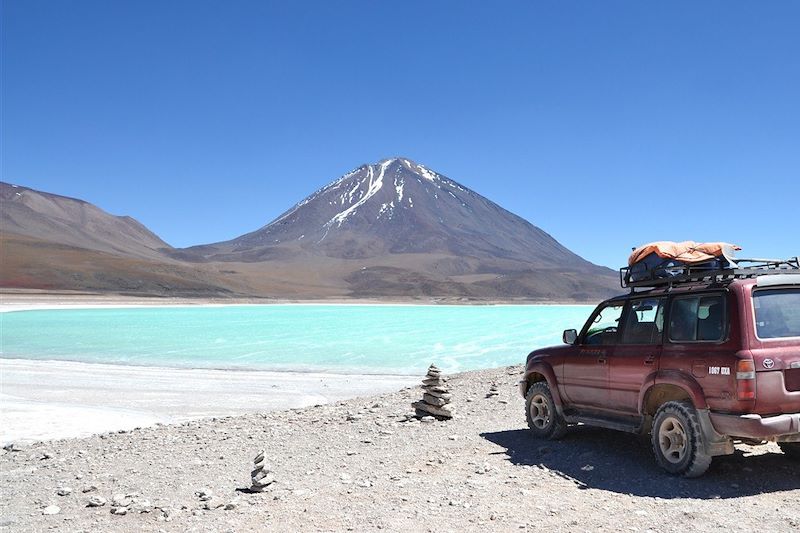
[563,329,578,345]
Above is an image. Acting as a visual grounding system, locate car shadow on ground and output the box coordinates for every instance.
[481,426,800,499]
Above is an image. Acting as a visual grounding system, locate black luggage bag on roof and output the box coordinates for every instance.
[627,253,729,283]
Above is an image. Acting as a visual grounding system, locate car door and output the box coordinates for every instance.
[607,297,666,413]
[561,301,624,408]
[661,292,731,411]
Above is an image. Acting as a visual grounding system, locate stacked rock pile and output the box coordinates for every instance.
[486,382,499,398]
[250,451,275,492]
[412,364,452,419]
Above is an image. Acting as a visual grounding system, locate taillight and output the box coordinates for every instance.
[736,359,756,400]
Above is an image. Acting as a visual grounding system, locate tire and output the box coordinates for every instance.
[651,401,712,477]
[778,442,800,460]
[525,381,567,440]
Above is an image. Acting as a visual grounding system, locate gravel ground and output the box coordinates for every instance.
[1,365,799,532]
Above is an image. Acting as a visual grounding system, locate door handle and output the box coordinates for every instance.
[598,357,607,364]
[644,355,656,366]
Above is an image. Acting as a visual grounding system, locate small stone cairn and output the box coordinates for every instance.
[250,451,275,492]
[486,381,500,398]
[412,364,452,419]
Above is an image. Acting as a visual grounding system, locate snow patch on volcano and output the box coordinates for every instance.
[325,160,391,230]
[394,176,404,202]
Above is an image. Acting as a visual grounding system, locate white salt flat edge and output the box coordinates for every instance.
[0,303,251,313]
[0,394,168,444]
[0,359,419,445]
[0,301,589,314]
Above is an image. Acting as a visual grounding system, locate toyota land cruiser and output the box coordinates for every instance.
[519,257,800,477]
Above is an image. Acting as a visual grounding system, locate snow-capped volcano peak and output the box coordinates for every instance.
[268,158,458,237]
[318,157,470,230]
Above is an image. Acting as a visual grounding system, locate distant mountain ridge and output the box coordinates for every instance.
[1,182,169,260]
[0,182,233,295]
[1,159,619,300]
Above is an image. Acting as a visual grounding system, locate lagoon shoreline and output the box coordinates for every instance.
[0,289,597,313]
[0,358,419,444]
[1,297,593,444]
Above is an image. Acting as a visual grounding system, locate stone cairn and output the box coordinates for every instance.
[486,381,499,398]
[412,364,452,419]
[250,451,275,492]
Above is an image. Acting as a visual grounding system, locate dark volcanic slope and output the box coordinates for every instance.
[1,182,169,260]
[184,158,618,300]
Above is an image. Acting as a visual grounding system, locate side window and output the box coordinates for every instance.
[583,303,624,345]
[669,294,726,343]
[621,298,665,345]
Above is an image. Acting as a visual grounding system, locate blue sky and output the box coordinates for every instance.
[3,1,799,268]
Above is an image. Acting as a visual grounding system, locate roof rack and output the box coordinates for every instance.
[619,256,800,290]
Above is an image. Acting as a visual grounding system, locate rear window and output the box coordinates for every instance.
[753,288,800,339]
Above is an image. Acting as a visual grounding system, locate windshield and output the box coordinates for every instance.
[753,288,800,339]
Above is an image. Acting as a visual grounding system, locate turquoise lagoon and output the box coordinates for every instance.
[1,305,593,375]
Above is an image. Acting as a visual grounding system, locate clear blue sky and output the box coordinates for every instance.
[3,1,798,268]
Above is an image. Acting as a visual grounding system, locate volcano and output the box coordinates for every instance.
[181,158,618,300]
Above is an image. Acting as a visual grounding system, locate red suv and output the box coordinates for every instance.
[519,259,800,477]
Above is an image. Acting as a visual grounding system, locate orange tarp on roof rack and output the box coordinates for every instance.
[628,241,741,267]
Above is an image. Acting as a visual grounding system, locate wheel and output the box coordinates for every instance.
[525,381,567,439]
[778,442,800,459]
[651,401,712,477]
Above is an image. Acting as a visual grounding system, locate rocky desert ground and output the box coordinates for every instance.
[2,365,799,532]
